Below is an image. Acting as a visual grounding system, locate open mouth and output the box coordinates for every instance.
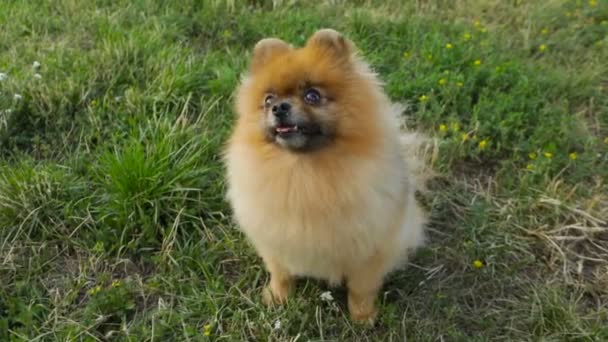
[269,121,332,151]
[275,123,321,137]
[275,124,299,135]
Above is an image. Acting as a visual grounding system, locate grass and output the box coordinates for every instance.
[1,0,607,340]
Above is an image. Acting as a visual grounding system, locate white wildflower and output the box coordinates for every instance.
[34,73,42,79]
[0,73,6,81]
[273,319,281,330]
[14,94,22,101]
[320,291,334,302]
[33,61,41,69]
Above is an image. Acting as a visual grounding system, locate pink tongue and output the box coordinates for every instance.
[276,127,295,133]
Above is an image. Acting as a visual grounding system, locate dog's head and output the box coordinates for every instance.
[235,29,384,153]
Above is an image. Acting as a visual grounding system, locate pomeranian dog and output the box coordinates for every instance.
[224,29,427,324]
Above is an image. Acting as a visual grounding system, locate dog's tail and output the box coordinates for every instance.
[391,102,438,193]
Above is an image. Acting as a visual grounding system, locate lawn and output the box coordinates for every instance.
[1,0,607,340]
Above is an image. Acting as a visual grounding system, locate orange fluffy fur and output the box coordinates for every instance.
[224,29,427,324]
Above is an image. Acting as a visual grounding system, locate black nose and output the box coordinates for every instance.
[272,102,291,118]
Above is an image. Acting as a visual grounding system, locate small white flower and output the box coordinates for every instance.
[0,73,6,81]
[273,319,281,330]
[33,61,41,69]
[320,291,334,302]
[34,73,42,79]
[14,94,23,101]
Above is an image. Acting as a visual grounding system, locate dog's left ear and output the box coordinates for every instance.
[306,29,355,60]
[250,38,292,72]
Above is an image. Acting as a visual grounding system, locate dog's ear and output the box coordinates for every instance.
[306,29,355,60]
[250,38,292,72]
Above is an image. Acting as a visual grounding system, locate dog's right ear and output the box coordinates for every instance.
[306,29,354,61]
[250,38,292,72]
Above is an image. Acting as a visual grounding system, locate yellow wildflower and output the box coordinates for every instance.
[111,280,122,288]
[456,81,464,87]
[93,241,104,253]
[541,28,549,35]
[463,32,472,41]
[87,285,102,296]
[439,124,448,133]
[478,139,488,150]
[461,133,469,142]
[544,152,553,158]
[528,152,537,160]
[419,95,429,102]
[438,78,447,85]
[539,44,547,52]
[204,324,212,336]
[445,43,454,49]
[474,21,482,28]
[479,27,487,33]
[569,152,577,160]
[403,51,410,58]
[474,59,482,66]
[526,164,535,170]
[589,0,597,7]
[473,260,484,268]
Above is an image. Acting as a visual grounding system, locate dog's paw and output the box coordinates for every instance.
[348,291,378,326]
[349,305,378,326]
[261,285,290,307]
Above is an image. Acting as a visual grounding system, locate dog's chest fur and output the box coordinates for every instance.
[226,144,408,283]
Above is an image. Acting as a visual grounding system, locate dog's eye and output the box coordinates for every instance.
[264,94,275,106]
[303,89,321,105]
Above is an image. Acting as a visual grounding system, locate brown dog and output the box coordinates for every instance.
[224,29,427,324]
